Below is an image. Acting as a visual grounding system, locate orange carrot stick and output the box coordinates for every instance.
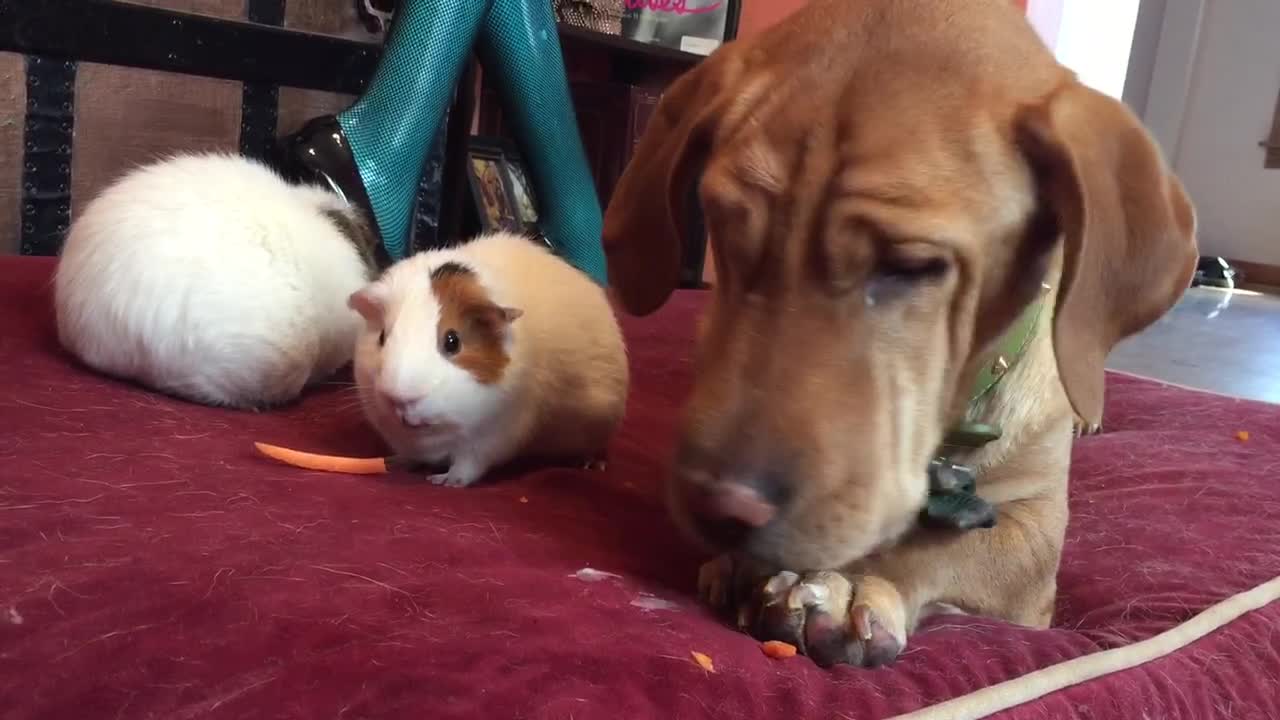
[760,640,797,659]
[690,651,715,673]
[253,442,389,474]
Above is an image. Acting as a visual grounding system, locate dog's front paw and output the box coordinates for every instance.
[1072,415,1103,437]
[697,555,907,668]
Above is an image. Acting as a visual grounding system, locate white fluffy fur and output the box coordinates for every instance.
[54,152,373,409]
[352,231,630,487]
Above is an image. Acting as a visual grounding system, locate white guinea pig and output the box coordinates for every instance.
[54,152,377,409]
[349,231,630,487]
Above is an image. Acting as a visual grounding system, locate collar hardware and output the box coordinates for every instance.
[922,283,1051,532]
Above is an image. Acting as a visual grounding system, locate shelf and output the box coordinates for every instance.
[556,22,708,70]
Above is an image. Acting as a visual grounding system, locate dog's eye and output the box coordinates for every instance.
[866,251,949,305]
[878,255,949,282]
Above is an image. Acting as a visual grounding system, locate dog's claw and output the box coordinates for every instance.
[697,555,907,668]
[852,603,875,641]
[1072,416,1103,437]
[752,571,803,642]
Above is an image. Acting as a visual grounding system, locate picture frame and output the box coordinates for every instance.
[464,136,541,237]
[619,0,742,56]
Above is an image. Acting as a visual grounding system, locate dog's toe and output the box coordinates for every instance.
[697,555,736,609]
[748,570,804,641]
[851,604,904,667]
[795,571,859,667]
[794,572,904,668]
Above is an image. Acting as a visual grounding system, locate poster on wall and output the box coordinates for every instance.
[620,0,742,56]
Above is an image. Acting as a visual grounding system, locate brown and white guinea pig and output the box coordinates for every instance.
[348,231,630,487]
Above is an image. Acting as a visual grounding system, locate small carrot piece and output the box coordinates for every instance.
[1236,430,1250,442]
[254,442,388,474]
[760,640,797,659]
[691,651,715,673]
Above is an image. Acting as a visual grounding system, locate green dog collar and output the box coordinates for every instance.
[923,284,1050,532]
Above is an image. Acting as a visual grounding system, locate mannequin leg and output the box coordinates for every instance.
[335,0,489,261]
[282,0,606,283]
[476,0,607,285]
[279,0,489,264]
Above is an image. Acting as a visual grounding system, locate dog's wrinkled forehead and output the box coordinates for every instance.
[699,63,1036,285]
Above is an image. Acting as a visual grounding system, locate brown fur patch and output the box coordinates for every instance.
[430,262,513,384]
[322,206,381,275]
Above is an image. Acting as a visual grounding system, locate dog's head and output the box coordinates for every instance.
[604,0,1198,571]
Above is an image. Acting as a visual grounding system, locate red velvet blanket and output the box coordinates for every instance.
[2,256,1278,719]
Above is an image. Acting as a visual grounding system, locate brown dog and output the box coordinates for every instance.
[602,0,1198,668]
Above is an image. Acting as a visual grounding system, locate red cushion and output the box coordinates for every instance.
[2,256,1278,719]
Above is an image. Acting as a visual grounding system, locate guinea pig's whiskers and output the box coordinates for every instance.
[332,397,367,412]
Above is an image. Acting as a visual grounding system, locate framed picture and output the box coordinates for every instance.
[619,0,741,56]
[502,159,540,226]
[464,137,540,236]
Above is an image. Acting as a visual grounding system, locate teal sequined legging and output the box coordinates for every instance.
[336,0,607,286]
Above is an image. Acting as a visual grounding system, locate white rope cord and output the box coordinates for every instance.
[889,574,1280,720]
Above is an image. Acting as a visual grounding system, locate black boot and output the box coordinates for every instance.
[272,115,392,271]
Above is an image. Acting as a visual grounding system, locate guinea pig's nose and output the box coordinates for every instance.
[687,473,787,549]
[379,389,419,416]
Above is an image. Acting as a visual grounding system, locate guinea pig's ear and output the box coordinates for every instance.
[348,284,388,325]
[466,302,522,333]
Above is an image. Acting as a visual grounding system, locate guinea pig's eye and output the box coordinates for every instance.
[442,329,461,356]
[377,330,386,347]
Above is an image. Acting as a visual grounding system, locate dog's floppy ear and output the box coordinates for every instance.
[1017,82,1198,427]
[602,51,744,316]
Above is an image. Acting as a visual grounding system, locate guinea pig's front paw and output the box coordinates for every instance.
[427,458,485,488]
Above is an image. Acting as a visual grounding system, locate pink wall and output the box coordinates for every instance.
[1024,0,1065,48]
[737,0,809,39]
[737,0,1026,39]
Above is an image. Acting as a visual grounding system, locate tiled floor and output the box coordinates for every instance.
[1108,286,1280,404]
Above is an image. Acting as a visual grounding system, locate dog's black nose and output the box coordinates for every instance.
[687,473,788,549]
